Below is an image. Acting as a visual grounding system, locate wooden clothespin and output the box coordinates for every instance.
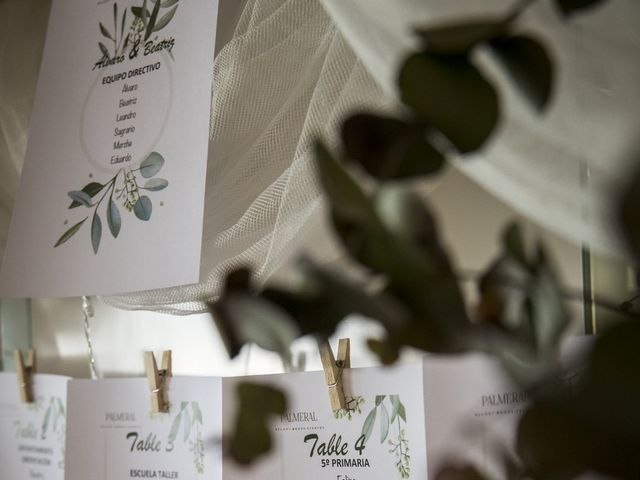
[319,338,350,411]
[14,349,36,403]
[144,350,172,413]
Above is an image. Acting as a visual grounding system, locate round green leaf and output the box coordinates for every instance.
[490,35,553,111]
[134,195,152,221]
[69,182,104,209]
[68,191,93,208]
[140,152,164,178]
[143,178,168,191]
[342,113,445,180]
[399,52,499,153]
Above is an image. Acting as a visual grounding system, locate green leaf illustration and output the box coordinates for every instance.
[140,152,164,178]
[41,402,52,439]
[168,411,182,442]
[191,402,203,425]
[113,3,118,38]
[91,212,102,254]
[362,406,377,443]
[69,182,104,208]
[131,6,151,19]
[145,0,162,40]
[54,217,88,248]
[375,395,386,406]
[183,409,191,441]
[153,5,177,32]
[390,395,401,423]
[99,41,111,60]
[141,0,149,28]
[398,401,407,422]
[379,402,390,443]
[107,199,121,238]
[161,0,179,7]
[134,195,152,221]
[68,191,93,207]
[143,178,168,191]
[100,23,114,41]
[121,9,127,40]
[56,398,65,417]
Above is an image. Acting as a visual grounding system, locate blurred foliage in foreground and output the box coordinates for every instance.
[209,0,640,477]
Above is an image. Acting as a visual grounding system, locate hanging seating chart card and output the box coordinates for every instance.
[0,0,218,297]
[0,373,70,480]
[65,377,222,480]
[223,364,428,480]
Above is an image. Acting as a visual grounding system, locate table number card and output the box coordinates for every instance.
[0,0,218,297]
[0,373,70,480]
[223,364,428,480]
[65,378,222,480]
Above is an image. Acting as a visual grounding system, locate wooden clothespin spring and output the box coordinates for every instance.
[319,338,350,411]
[144,350,172,413]
[14,349,36,404]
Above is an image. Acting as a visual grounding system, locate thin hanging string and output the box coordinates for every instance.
[82,296,100,379]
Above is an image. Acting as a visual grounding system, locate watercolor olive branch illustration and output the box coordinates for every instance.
[54,151,168,254]
[98,0,180,61]
[361,395,410,479]
[167,401,205,474]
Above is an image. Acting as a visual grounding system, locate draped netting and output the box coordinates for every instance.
[1,0,639,313]
[104,0,392,313]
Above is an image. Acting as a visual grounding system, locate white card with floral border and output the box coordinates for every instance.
[223,364,427,480]
[65,377,222,480]
[0,373,70,480]
[0,0,218,297]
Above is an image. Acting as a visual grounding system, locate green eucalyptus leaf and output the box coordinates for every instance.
[91,212,102,254]
[399,52,499,153]
[416,19,506,55]
[107,199,121,238]
[100,22,114,41]
[555,0,606,16]
[153,5,177,32]
[212,292,299,369]
[168,411,182,442]
[341,113,445,180]
[113,3,118,37]
[231,382,286,465]
[490,35,553,111]
[145,0,161,40]
[54,217,88,248]
[161,0,179,7]
[68,191,93,208]
[361,406,377,444]
[375,395,386,406]
[140,152,165,178]
[143,178,168,191]
[379,402,390,443]
[99,42,111,60]
[69,182,104,208]
[134,195,152,221]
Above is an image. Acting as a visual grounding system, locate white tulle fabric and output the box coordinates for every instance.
[1,0,639,313]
